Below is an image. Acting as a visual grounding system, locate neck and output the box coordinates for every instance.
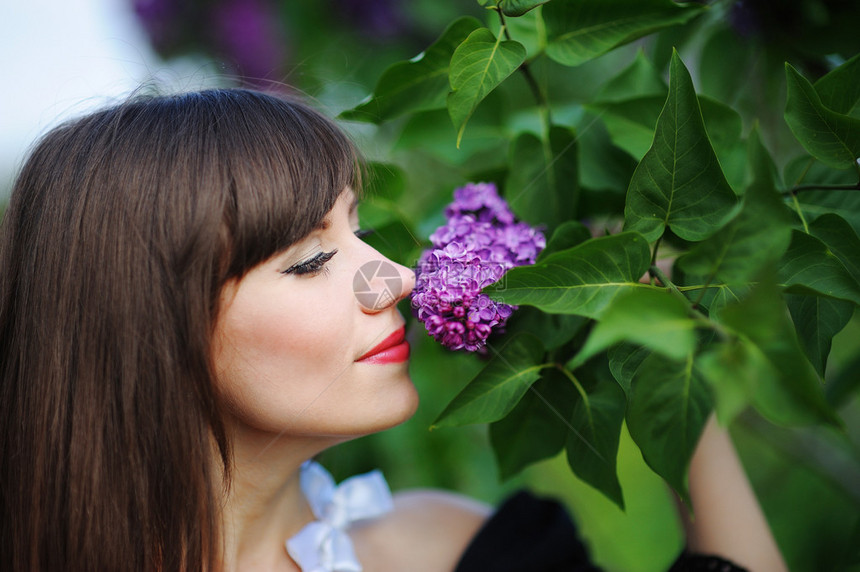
[217,425,345,571]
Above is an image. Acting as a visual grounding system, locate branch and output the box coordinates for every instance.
[649,264,684,299]
[783,181,860,195]
[496,9,551,125]
[650,265,731,341]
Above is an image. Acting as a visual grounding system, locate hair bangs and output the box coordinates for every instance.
[210,90,360,279]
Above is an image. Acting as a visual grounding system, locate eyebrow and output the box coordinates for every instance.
[312,194,359,231]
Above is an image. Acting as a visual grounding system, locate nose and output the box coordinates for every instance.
[353,256,415,313]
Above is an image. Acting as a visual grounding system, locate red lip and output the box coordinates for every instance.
[357,326,410,364]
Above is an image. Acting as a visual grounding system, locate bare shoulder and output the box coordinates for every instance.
[351,488,492,572]
[388,489,492,541]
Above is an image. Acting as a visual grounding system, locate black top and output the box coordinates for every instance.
[454,491,748,572]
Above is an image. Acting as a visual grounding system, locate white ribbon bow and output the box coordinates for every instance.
[286,461,393,572]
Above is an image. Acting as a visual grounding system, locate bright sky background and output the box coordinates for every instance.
[0,0,218,198]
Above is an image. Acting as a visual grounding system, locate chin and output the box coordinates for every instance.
[371,376,420,433]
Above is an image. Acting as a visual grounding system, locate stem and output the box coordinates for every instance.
[553,363,589,406]
[650,264,684,299]
[791,156,815,187]
[521,65,549,118]
[677,284,723,292]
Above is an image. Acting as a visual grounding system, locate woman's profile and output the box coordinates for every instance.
[0,88,787,571]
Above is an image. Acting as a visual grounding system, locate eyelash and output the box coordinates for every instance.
[281,229,375,277]
[283,250,337,276]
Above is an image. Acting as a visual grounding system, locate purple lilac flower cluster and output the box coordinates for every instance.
[411,183,545,352]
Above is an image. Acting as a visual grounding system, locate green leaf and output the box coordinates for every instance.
[798,189,860,238]
[709,278,840,426]
[698,334,835,428]
[778,230,860,305]
[448,27,526,147]
[695,343,753,425]
[745,122,782,191]
[784,213,860,377]
[340,17,481,123]
[496,7,544,59]
[575,110,639,197]
[594,50,667,103]
[808,213,860,286]
[607,342,649,396]
[588,95,665,160]
[395,105,507,164]
[498,0,550,17]
[568,288,696,370]
[504,306,588,351]
[505,125,579,231]
[784,63,860,170]
[814,52,860,117]
[677,128,794,284]
[624,51,738,242]
[591,93,743,170]
[537,220,592,262]
[699,97,746,193]
[626,351,711,502]
[485,232,651,318]
[543,0,704,67]
[490,369,577,480]
[431,333,545,428]
[786,157,860,234]
[695,284,749,316]
[786,294,853,378]
[565,370,627,509]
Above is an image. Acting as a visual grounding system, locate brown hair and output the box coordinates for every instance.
[0,89,358,571]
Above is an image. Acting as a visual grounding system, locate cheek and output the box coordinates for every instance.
[239,298,338,362]
[213,288,355,416]
[221,296,348,377]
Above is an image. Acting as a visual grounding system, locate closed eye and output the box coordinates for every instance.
[354,229,375,240]
[282,250,338,276]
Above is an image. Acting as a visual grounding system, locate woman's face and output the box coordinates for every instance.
[212,188,418,440]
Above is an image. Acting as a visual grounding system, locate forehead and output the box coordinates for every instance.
[315,187,359,231]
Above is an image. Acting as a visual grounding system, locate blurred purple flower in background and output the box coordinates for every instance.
[412,183,545,353]
[335,0,408,39]
[210,0,289,84]
[132,0,189,52]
